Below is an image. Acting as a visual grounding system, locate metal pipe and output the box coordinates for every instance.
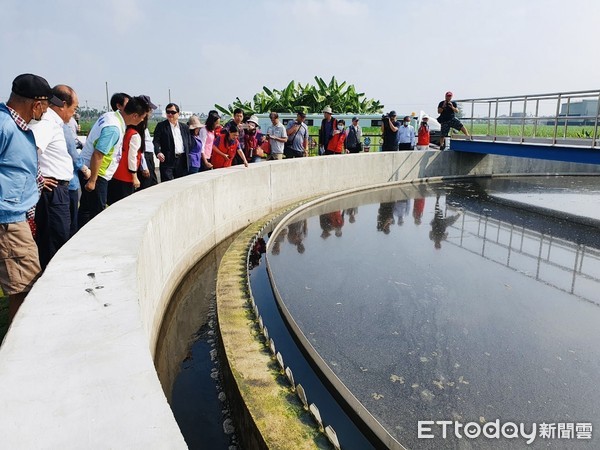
[552,94,562,145]
[563,97,571,139]
[592,91,600,148]
[520,97,528,143]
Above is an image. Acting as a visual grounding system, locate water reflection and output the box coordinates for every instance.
[267,176,600,449]
[320,211,343,239]
[429,194,461,249]
[288,219,308,251]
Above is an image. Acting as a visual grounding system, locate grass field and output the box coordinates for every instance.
[464,123,598,139]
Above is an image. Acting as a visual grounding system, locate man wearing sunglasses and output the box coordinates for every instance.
[153,103,192,181]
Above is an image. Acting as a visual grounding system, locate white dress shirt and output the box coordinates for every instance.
[29,107,73,181]
[170,122,184,155]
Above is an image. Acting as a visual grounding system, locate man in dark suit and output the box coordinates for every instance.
[153,103,191,181]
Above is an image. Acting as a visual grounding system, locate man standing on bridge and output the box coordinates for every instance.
[437,91,471,150]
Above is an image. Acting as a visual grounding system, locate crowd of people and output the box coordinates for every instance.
[0,72,468,324]
[380,91,471,152]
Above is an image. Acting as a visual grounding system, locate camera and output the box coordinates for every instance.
[382,114,389,120]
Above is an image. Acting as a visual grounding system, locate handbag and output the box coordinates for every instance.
[259,139,270,156]
[284,123,303,153]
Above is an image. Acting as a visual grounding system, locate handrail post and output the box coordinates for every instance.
[486,102,491,136]
[552,94,562,145]
[563,97,571,139]
[508,100,513,139]
[493,98,499,141]
[533,99,540,138]
[520,97,528,143]
[592,91,600,148]
[470,100,474,137]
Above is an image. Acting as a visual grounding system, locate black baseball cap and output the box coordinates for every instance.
[296,110,307,117]
[12,73,63,106]
[139,94,157,110]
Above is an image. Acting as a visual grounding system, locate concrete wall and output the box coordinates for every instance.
[0,151,597,449]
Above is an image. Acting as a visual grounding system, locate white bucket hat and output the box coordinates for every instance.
[322,106,333,114]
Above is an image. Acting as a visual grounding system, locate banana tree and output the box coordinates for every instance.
[215,76,384,115]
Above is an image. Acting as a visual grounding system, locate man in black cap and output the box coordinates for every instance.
[285,111,309,158]
[345,116,363,153]
[381,110,400,151]
[0,74,61,322]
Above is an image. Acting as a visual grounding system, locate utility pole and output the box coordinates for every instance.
[105,82,110,112]
[168,88,171,103]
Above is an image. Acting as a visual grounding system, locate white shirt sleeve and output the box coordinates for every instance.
[140,151,148,171]
[29,120,53,153]
[128,133,142,172]
[198,127,207,149]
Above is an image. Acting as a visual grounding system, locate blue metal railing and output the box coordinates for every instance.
[455,90,600,148]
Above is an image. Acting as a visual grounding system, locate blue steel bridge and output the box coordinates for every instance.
[451,89,600,165]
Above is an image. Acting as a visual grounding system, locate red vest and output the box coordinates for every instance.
[113,128,142,183]
[211,135,239,168]
[327,130,346,153]
[417,124,430,146]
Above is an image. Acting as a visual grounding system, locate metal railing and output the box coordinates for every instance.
[306,133,392,155]
[455,89,600,148]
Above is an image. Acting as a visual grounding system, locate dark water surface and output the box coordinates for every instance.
[156,237,236,450]
[267,176,600,449]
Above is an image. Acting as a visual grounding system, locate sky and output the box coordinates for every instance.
[1,0,599,117]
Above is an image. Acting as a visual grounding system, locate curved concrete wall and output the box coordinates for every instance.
[0,151,597,448]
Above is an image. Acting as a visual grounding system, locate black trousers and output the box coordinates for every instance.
[284,147,304,158]
[107,178,134,205]
[77,174,108,230]
[398,143,414,150]
[160,155,188,182]
[69,189,79,238]
[35,184,70,270]
[138,152,158,190]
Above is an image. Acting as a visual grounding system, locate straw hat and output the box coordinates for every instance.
[188,115,205,130]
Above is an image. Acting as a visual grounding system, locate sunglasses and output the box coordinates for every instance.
[166,110,178,115]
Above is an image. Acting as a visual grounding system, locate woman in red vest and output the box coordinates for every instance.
[211,122,248,169]
[325,119,347,155]
[107,117,147,205]
[417,115,431,151]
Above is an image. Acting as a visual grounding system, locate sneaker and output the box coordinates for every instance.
[440,144,446,151]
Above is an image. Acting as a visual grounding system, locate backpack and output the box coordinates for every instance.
[346,125,359,148]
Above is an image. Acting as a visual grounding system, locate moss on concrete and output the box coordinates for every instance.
[217,207,330,449]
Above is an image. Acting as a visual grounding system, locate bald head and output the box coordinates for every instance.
[51,84,78,123]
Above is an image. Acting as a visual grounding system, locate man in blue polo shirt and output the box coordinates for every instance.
[0,73,62,322]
